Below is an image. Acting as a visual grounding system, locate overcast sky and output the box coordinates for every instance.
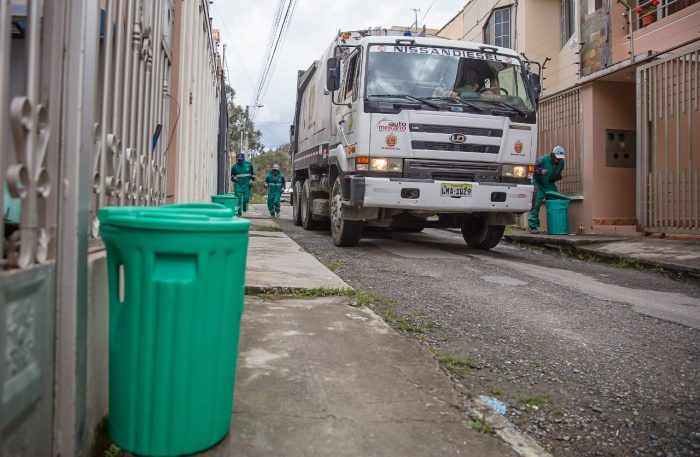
[212,0,466,150]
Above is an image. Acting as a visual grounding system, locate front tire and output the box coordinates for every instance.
[292,180,302,226]
[460,216,505,250]
[301,179,322,230]
[330,178,362,247]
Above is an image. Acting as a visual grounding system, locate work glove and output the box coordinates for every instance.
[549,172,562,182]
[250,176,256,182]
[541,169,550,176]
[231,176,238,182]
[264,182,269,189]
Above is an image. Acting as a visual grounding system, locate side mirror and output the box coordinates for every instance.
[326,57,341,92]
[289,124,295,140]
[528,73,541,102]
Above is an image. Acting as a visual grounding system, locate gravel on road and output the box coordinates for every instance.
[276,216,700,457]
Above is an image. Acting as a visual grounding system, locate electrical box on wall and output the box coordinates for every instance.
[605,129,636,168]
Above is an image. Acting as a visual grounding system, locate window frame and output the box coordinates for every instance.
[483,7,512,49]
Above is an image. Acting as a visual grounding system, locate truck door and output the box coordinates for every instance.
[335,48,362,150]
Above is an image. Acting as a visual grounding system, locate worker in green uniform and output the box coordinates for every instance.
[264,164,286,217]
[231,153,255,216]
[528,145,565,234]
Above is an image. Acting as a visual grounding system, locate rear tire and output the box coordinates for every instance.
[301,179,322,230]
[330,178,362,247]
[460,217,504,250]
[292,180,302,226]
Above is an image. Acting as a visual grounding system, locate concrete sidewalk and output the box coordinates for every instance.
[197,207,544,457]
[505,232,700,276]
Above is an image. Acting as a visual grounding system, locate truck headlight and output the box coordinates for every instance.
[502,165,528,178]
[370,158,403,172]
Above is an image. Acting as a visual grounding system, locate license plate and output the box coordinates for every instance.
[441,183,472,197]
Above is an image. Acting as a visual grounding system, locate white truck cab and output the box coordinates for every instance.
[290,29,541,248]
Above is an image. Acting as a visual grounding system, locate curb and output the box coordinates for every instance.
[504,235,699,277]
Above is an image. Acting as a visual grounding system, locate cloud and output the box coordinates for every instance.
[212,0,464,149]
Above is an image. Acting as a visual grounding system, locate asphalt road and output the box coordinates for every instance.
[273,204,700,457]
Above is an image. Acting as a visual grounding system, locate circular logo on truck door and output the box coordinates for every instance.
[514,140,524,154]
[385,134,397,148]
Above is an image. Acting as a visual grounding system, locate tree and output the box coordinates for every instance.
[250,144,292,198]
[226,85,264,156]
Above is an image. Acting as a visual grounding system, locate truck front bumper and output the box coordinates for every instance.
[344,176,533,213]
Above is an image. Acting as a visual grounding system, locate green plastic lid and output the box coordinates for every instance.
[160,202,234,217]
[98,208,249,232]
[211,194,238,200]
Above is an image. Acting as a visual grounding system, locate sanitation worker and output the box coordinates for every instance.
[231,152,255,216]
[528,145,566,234]
[264,164,286,217]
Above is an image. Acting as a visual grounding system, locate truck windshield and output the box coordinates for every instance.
[366,44,534,112]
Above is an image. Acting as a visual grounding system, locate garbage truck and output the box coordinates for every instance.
[289,29,542,248]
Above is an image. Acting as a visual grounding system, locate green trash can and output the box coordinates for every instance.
[211,194,239,214]
[99,206,250,457]
[545,191,571,235]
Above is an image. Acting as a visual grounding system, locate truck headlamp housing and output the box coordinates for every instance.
[501,164,529,179]
[370,158,403,172]
[355,156,369,171]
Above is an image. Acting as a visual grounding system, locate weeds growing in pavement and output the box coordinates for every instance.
[326,261,341,273]
[468,413,495,434]
[250,225,283,232]
[252,287,353,300]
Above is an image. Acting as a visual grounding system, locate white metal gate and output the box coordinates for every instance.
[637,42,700,234]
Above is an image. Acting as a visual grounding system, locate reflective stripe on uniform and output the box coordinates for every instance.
[236,173,251,177]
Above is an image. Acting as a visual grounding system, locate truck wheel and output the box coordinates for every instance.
[330,178,362,247]
[301,179,322,230]
[292,180,302,226]
[460,217,505,250]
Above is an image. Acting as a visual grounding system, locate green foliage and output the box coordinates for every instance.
[226,85,264,156]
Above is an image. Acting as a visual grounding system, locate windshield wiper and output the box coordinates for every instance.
[368,94,441,110]
[425,96,483,113]
[480,99,528,117]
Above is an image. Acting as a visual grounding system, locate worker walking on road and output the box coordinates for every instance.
[231,152,255,216]
[528,146,566,234]
[264,164,286,218]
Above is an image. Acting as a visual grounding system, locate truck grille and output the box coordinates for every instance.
[411,141,499,154]
[409,124,503,137]
[404,159,500,182]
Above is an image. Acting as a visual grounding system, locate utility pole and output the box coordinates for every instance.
[410,8,420,32]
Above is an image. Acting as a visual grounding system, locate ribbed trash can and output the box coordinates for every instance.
[211,193,239,214]
[99,206,250,457]
[545,191,571,235]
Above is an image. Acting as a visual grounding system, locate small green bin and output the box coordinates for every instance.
[545,191,571,235]
[211,194,239,213]
[99,205,250,457]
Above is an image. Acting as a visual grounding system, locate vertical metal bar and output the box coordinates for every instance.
[119,0,136,205]
[0,0,11,263]
[99,0,116,212]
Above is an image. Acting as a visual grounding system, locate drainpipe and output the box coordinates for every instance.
[616,0,635,63]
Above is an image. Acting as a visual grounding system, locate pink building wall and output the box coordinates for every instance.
[611,1,700,64]
[589,81,637,227]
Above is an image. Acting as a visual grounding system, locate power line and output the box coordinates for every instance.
[259,123,289,146]
[211,3,256,92]
[420,0,437,25]
[249,0,300,121]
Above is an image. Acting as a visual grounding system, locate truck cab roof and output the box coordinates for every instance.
[341,34,521,59]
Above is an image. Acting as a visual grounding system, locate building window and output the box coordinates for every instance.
[561,0,575,47]
[484,8,511,49]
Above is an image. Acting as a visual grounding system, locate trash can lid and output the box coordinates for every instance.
[99,208,249,232]
[545,191,571,200]
[211,194,238,200]
[161,202,235,217]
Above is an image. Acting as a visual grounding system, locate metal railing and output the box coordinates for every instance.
[637,42,700,233]
[3,0,222,268]
[537,88,583,196]
[632,0,699,30]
